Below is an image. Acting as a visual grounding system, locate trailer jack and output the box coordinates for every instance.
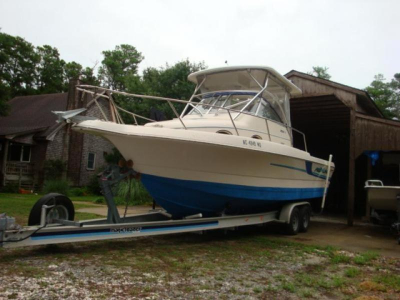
[99,160,139,224]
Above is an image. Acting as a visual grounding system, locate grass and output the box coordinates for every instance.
[345,267,361,278]
[373,274,400,291]
[354,251,380,265]
[331,253,351,264]
[0,193,103,225]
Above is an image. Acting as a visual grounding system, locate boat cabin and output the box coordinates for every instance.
[146,66,302,146]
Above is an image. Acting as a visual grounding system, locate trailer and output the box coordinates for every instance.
[0,163,316,249]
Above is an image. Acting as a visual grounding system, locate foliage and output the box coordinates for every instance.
[98,44,144,90]
[0,31,39,115]
[0,182,19,193]
[104,147,123,164]
[308,66,331,80]
[0,31,102,113]
[43,159,66,180]
[118,59,207,124]
[36,45,66,93]
[64,61,82,79]
[0,30,206,121]
[43,179,70,196]
[70,187,88,197]
[366,73,400,119]
[87,172,102,195]
[116,178,152,205]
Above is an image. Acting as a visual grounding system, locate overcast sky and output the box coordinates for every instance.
[1,0,399,89]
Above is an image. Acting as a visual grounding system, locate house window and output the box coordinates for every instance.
[87,152,96,170]
[8,143,31,162]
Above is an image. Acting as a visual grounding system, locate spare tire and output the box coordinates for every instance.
[28,193,75,226]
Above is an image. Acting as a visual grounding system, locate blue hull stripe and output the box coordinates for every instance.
[141,174,324,217]
[31,221,218,241]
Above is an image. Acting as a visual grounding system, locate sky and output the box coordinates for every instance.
[0,0,399,89]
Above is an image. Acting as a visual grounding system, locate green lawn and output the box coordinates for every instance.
[0,193,103,225]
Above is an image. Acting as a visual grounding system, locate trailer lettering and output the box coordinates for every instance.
[111,227,142,234]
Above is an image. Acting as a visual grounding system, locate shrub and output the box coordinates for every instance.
[70,187,88,197]
[43,179,70,196]
[104,147,123,164]
[87,170,103,195]
[43,159,66,180]
[1,182,19,193]
[116,178,152,205]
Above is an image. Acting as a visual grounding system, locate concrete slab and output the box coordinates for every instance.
[276,220,400,258]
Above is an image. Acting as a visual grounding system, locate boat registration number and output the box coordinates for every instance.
[243,139,262,148]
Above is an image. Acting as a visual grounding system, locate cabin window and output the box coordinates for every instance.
[87,152,96,170]
[256,99,282,123]
[7,143,31,162]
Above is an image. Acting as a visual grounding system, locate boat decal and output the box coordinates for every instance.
[270,162,328,180]
[30,221,219,240]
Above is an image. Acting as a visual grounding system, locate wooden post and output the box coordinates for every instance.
[347,110,356,226]
[2,140,9,186]
[18,165,22,189]
[364,156,372,220]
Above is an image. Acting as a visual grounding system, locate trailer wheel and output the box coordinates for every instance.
[28,193,75,226]
[285,207,300,235]
[299,205,311,233]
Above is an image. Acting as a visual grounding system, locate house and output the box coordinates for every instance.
[286,70,400,225]
[0,80,114,190]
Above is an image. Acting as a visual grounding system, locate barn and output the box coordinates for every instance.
[286,71,400,225]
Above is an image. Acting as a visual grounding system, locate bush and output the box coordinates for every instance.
[70,187,88,197]
[116,179,152,205]
[87,170,103,195]
[43,159,66,180]
[43,179,70,196]
[1,183,19,193]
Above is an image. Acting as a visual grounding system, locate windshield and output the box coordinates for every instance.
[188,92,282,123]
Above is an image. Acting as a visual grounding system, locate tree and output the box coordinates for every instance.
[36,45,66,93]
[98,44,144,90]
[0,32,39,115]
[120,59,207,123]
[366,73,400,119]
[308,66,331,80]
[81,66,99,85]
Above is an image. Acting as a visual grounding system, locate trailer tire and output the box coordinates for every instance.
[285,207,300,235]
[299,205,311,233]
[28,193,75,226]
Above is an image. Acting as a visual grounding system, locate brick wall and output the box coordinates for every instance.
[78,97,114,186]
[45,127,65,161]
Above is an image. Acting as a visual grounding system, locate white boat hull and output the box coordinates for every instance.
[74,120,334,217]
[365,185,400,211]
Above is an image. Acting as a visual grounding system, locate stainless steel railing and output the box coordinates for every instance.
[76,85,308,152]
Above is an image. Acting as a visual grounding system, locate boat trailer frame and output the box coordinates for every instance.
[0,163,312,249]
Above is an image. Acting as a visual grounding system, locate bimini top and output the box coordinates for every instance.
[188,66,302,96]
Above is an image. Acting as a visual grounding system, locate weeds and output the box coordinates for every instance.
[354,251,379,265]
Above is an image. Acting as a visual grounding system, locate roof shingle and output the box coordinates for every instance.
[0,93,67,136]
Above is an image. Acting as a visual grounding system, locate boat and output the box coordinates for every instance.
[58,66,335,218]
[365,180,399,221]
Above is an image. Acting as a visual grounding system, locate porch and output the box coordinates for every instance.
[4,161,38,190]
